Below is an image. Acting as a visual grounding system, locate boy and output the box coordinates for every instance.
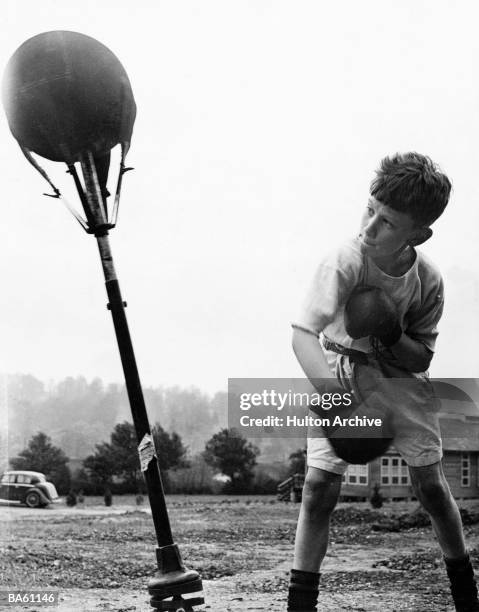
[288,152,479,612]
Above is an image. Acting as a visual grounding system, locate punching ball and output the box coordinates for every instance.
[2,30,136,164]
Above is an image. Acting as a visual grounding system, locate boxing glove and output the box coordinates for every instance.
[344,285,402,348]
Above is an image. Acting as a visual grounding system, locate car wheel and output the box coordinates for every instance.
[25,491,41,508]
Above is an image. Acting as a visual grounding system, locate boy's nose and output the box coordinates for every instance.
[364,218,378,238]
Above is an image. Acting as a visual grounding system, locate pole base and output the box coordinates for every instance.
[149,595,205,611]
[150,587,205,612]
[148,544,204,610]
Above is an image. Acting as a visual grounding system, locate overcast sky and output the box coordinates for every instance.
[1,0,479,395]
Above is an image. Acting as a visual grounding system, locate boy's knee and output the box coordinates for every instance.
[302,467,341,518]
[414,478,448,501]
[410,466,452,512]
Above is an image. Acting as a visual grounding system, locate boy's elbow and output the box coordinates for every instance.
[418,344,434,371]
[409,361,430,373]
[408,348,433,373]
[419,354,433,373]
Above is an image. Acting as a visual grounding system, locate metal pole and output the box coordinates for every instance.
[80,149,178,549]
[96,232,175,547]
[80,154,203,610]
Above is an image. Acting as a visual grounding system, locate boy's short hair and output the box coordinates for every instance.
[370,152,451,227]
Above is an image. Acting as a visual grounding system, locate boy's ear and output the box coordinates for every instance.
[408,227,433,247]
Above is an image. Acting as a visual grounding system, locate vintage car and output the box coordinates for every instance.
[0,470,59,508]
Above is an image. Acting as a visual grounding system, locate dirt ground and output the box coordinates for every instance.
[1,495,479,611]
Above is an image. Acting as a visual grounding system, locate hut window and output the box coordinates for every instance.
[381,456,410,485]
[461,453,470,487]
[342,464,368,485]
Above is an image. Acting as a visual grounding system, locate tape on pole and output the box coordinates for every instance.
[138,434,157,472]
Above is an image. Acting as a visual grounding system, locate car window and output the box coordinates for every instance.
[8,474,17,483]
[0,474,9,484]
[16,474,32,484]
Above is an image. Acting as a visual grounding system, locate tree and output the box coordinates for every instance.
[83,422,137,491]
[71,467,101,495]
[10,432,71,494]
[152,423,189,471]
[108,422,141,489]
[203,428,260,493]
[370,483,384,509]
[83,421,189,493]
[7,374,46,454]
[83,442,116,489]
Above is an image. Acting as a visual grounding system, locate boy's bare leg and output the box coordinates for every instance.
[288,467,342,611]
[408,461,466,558]
[409,461,479,611]
[293,466,343,570]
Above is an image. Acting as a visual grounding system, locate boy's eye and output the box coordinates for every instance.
[367,206,374,217]
[383,219,393,229]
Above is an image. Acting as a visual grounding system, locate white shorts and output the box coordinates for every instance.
[307,344,443,474]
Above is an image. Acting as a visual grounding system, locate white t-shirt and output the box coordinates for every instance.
[293,237,444,354]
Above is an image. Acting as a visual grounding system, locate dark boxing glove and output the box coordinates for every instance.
[310,380,392,464]
[344,286,402,348]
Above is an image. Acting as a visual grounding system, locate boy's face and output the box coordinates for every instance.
[358,196,424,258]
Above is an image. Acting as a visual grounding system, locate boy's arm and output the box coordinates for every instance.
[390,271,444,372]
[387,333,433,373]
[292,327,336,391]
[345,282,441,373]
[292,242,362,384]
